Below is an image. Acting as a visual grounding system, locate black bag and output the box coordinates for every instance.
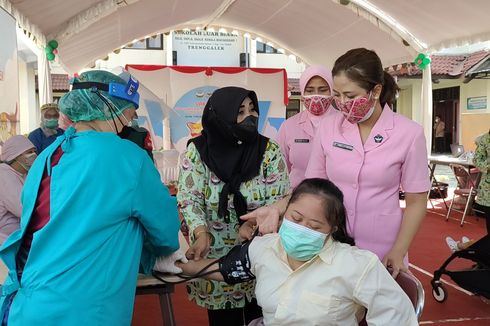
[429,182,448,199]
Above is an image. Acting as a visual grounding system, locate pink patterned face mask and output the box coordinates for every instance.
[303,95,333,116]
[333,92,376,124]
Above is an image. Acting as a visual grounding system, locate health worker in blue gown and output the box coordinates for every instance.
[0,70,183,325]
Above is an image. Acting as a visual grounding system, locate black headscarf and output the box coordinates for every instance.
[188,87,269,222]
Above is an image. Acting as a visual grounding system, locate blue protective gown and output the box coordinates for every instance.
[28,127,64,154]
[0,127,180,325]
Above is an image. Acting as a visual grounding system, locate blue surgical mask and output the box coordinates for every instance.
[44,118,59,129]
[279,218,328,261]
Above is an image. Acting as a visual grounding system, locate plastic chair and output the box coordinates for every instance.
[396,271,425,321]
[358,271,424,325]
[446,164,479,226]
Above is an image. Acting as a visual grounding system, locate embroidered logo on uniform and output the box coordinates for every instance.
[294,139,310,143]
[333,141,354,151]
[374,134,383,143]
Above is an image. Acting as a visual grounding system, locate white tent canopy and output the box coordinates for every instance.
[6,0,490,73]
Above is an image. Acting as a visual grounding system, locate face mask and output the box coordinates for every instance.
[279,218,328,261]
[118,125,154,160]
[333,92,376,124]
[234,115,259,143]
[44,118,59,129]
[303,95,333,116]
[128,119,139,128]
[16,152,37,172]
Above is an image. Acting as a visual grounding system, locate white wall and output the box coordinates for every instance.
[90,34,306,81]
[256,53,306,78]
[18,59,38,134]
[398,79,422,124]
[96,48,166,70]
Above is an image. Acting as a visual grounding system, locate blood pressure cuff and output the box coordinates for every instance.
[218,241,255,284]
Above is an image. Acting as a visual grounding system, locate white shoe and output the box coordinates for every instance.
[462,236,470,244]
[446,236,459,252]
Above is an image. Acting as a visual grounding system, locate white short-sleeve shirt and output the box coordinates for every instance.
[248,234,418,326]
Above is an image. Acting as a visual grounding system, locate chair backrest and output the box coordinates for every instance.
[450,164,475,189]
[154,149,180,184]
[395,271,425,321]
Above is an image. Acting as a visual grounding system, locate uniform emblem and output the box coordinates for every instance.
[374,134,383,143]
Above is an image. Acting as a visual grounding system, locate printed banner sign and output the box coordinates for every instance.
[467,96,487,110]
[172,31,241,67]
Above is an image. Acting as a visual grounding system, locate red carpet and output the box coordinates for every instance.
[133,202,490,325]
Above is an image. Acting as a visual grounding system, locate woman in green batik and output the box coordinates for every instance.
[177,86,289,326]
[474,129,490,235]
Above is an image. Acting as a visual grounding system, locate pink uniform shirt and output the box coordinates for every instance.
[276,109,337,188]
[305,106,430,260]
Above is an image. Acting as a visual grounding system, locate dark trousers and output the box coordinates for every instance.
[474,202,490,235]
[207,298,262,326]
[435,137,445,153]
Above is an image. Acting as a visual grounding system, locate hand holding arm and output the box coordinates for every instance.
[238,220,258,241]
[186,225,211,261]
[175,259,224,281]
[154,249,189,274]
[240,196,289,234]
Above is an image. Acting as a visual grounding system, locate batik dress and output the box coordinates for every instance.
[177,140,290,310]
[475,132,490,207]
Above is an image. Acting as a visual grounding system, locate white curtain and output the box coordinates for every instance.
[421,63,433,155]
[37,52,53,105]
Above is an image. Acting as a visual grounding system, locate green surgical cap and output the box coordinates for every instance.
[59,70,136,122]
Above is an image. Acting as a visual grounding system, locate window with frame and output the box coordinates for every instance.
[286,99,301,119]
[124,34,164,50]
[256,41,278,54]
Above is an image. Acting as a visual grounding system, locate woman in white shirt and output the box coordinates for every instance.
[169,178,417,326]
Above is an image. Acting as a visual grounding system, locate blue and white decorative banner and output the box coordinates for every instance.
[127,65,287,154]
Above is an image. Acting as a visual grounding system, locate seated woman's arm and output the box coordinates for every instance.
[354,256,418,325]
[176,259,223,281]
[176,241,255,284]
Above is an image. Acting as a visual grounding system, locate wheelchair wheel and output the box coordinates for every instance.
[432,284,447,303]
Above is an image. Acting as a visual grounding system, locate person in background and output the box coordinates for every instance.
[0,135,36,245]
[58,112,74,130]
[472,129,490,234]
[177,87,289,326]
[445,129,490,252]
[0,70,182,325]
[242,48,430,278]
[28,103,64,154]
[433,115,445,154]
[276,65,337,188]
[163,179,418,326]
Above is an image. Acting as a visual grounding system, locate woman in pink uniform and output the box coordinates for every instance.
[243,48,430,277]
[276,65,336,188]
